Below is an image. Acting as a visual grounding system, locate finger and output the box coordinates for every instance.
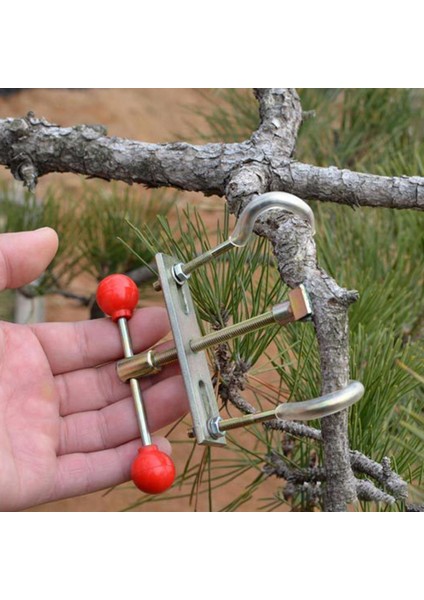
[58,375,188,455]
[0,228,58,290]
[31,307,171,374]
[53,436,172,500]
[57,350,181,416]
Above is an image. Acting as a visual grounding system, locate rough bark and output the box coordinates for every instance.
[265,450,408,507]
[224,92,358,510]
[276,163,424,210]
[349,452,408,500]
[1,111,423,209]
[0,89,416,510]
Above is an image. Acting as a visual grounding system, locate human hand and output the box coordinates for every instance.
[0,228,187,511]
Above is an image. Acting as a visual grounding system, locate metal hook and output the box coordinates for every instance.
[206,380,364,438]
[230,191,315,246]
[169,191,315,285]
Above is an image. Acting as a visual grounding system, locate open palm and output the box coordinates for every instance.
[0,229,187,511]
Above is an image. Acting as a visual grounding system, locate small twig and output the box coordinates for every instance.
[263,450,325,482]
[18,285,91,306]
[405,504,424,512]
[126,262,158,285]
[355,480,396,505]
[350,451,408,500]
[264,418,323,441]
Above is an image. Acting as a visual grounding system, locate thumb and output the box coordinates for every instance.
[0,228,59,291]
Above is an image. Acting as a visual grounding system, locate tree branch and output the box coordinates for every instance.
[0,113,243,195]
[355,480,397,505]
[226,169,358,509]
[1,108,423,210]
[350,451,408,500]
[252,88,302,158]
[264,451,406,507]
[277,162,424,210]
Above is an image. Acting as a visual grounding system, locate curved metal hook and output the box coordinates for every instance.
[275,380,364,421]
[207,380,364,437]
[173,191,315,284]
[230,191,315,246]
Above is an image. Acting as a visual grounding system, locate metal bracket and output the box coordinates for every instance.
[155,252,226,447]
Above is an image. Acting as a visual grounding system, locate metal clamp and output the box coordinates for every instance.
[121,192,364,447]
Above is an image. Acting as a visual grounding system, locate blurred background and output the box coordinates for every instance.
[0,89,423,512]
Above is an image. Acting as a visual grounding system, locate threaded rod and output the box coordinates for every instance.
[117,300,293,381]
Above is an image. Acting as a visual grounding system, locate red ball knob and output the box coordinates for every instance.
[131,445,176,494]
[96,274,139,321]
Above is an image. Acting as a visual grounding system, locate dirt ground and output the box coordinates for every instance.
[0,89,286,511]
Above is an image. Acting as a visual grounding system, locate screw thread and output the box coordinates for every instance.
[191,310,276,352]
[117,301,292,381]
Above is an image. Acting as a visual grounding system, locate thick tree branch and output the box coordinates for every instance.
[252,88,302,158]
[0,113,243,195]
[226,168,358,510]
[0,110,423,210]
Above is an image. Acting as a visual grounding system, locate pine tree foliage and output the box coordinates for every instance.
[0,184,82,293]
[0,183,174,293]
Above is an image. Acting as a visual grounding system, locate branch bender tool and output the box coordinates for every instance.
[97,192,364,493]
